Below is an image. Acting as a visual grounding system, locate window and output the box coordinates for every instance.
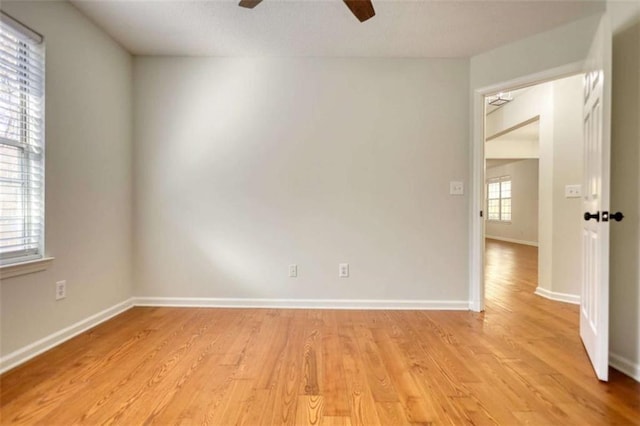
[0,13,45,265]
[487,176,511,222]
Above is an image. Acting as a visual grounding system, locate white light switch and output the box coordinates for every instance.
[450,181,464,195]
[565,184,582,198]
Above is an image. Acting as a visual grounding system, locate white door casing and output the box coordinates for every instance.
[580,14,612,382]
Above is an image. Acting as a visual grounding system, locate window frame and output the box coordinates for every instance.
[0,11,46,267]
[486,175,512,223]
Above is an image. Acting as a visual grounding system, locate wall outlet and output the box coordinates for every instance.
[288,264,298,278]
[450,181,464,195]
[339,263,349,278]
[55,280,66,300]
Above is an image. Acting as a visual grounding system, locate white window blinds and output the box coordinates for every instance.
[0,13,45,265]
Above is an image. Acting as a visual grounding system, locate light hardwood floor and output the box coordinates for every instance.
[1,239,639,424]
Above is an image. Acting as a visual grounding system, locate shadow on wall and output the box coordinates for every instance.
[610,17,640,374]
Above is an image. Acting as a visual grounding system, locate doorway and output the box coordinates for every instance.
[469,13,613,382]
[481,74,585,307]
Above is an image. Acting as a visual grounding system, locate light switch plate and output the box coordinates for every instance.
[565,184,582,198]
[450,181,464,195]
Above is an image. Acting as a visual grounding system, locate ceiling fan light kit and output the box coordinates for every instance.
[238,0,376,23]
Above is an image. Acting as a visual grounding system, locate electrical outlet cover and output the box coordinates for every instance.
[55,280,66,300]
[288,264,298,278]
[339,263,349,278]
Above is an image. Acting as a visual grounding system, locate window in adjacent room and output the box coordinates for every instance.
[0,13,45,265]
[487,176,511,222]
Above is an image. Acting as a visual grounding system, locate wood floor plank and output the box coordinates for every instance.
[1,239,639,424]
[371,327,433,424]
[374,401,411,425]
[352,324,399,403]
[235,388,270,426]
[267,315,302,425]
[340,326,383,426]
[322,415,353,426]
[295,395,323,425]
[320,320,350,416]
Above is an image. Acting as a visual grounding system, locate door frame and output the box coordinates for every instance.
[469,61,585,312]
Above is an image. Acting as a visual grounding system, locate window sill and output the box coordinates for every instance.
[0,257,54,279]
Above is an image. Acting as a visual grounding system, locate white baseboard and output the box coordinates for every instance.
[4,295,638,384]
[0,298,134,374]
[485,236,538,247]
[534,287,580,305]
[468,299,482,312]
[132,297,470,311]
[0,296,468,375]
[610,352,640,383]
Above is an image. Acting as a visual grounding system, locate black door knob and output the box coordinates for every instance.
[584,211,600,221]
[610,212,624,222]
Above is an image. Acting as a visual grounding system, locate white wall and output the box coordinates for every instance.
[551,76,586,297]
[485,136,539,159]
[0,2,133,356]
[470,14,603,91]
[609,0,640,381]
[486,160,539,245]
[133,57,470,304]
[485,140,538,159]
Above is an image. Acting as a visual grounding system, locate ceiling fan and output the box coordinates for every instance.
[238,0,376,23]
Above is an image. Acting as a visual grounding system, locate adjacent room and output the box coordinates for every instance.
[1,0,639,424]
[484,74,585,306]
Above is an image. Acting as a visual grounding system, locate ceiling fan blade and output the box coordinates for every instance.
[343,0,375,22]
[239,0,263,9]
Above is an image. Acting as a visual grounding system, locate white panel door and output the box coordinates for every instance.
[580,15,612,382]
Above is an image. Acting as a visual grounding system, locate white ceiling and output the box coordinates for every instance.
[69,0,604,57]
